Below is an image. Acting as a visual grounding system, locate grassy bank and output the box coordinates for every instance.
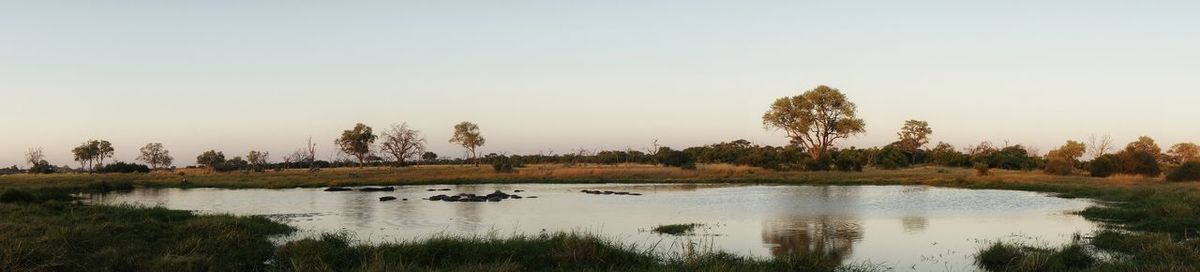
[0,197,292,271]
[274,232,881,272]
[2,164,1199,271]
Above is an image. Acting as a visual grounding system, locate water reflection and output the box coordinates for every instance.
[901,216,928,234]
[762,215,863,262]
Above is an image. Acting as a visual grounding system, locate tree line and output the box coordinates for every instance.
[5,85,1200,181]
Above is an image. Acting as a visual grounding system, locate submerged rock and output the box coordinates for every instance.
[379,196,397,201]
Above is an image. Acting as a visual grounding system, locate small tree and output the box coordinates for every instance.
[380,123,426,167]
[247,150,270,171]
[421,152,438,163]
[25,147,45,169]
[450,121,486,166]
[336,123,377,168]
[137,143,174,169]
[1167,142,1200,164]
[897,120,933,164]
[1044,140,1086,176]
[762,85,866,160]
[196,150,226,170]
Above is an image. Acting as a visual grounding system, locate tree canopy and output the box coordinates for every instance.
[762,85,866,159]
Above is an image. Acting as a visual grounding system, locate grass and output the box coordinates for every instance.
[651,224,702,236]
[2,164,1200,270]
[0,196,293,272]
[274,231,883,272]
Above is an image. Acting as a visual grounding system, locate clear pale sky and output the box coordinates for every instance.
[2,1,1199,167]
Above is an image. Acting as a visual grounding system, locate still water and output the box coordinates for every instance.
[87,184,1097,271]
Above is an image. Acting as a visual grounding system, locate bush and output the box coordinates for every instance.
[27,161,57,174]
[1043,158,1074,176]
[1166,161,1200,182]
[491,155,524,173]
[974,162,991,176]
[1117,150,1161,177]
[1089,155,1117,177]
[802,155,832,171]
[874,146,909,170]
[834,156,864,172]
[657,148,697,170]
[96,162,151,173]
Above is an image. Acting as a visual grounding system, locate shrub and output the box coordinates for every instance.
[834,156,863,172]
[491,155,523,173]
[802,155,832,171]
[1089,155,1117,177]
[874,146,909,170]
[1166,161,1200,182]
[1043,158,1074,176]
[657,148,696,170]
[96,162,151,173]
[1117,150,1161,177]
[974,162,991,176]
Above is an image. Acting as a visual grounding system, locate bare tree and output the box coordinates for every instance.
[247,150,270,170]
[380,123,426,167]
[25,147,45,167]
[1088,134,1114,159]
[306,137,319,172]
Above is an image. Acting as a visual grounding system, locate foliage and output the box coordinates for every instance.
[1166,161,1200,182]
[1043,157,1074,176]
[71,139,114,170]
[336,123,378,168]
[96,161,151,173]
[1167,142,1200,165]
[656,147,697,170]
[762,85,866,160]
[896,120,933,162]
[1088,154,1117,177]
[450,121,486,166]
[928,142,971,167]
[833,148,867,172]
[873,145,909,170]
[0,201,293,272]
[195,150,226,169]
[489,155,524,173]
[974,162,990,176]
[421,152,439,162]
[1116,149,1161,177]
[137,143,173,169]
[246,150,269,172]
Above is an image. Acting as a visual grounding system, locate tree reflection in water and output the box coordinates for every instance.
[761,215,864,264]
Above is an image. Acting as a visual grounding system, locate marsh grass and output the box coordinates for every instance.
[0,195,292,272]
[273,232,884,272]
[651,223,702,236]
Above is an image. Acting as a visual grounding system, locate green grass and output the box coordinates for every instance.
[651,223,702,236]
[0,194,292,272]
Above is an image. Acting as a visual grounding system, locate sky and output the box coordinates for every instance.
[2,0,1199,167]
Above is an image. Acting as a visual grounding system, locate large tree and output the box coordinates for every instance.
[762,85,866,159]
[450,121,486,166]
[896,120,933,163]
[196,150,226,169]
[380,123,426,167]
[336,123,377,168]
[137,143,174,169]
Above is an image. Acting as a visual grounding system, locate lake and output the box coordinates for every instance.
[86,184,1098,271]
